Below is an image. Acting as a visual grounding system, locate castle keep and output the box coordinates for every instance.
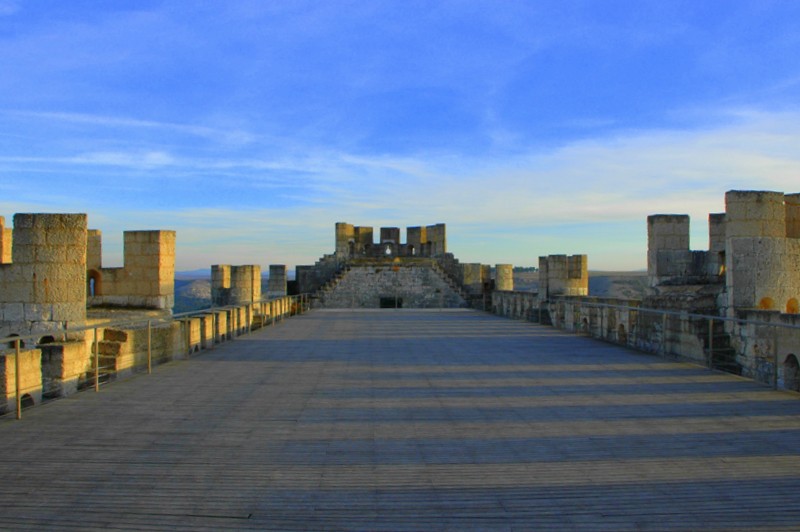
[298,222,515,309]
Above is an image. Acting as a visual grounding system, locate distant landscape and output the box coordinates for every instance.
[514,270,648,299]
[173,270,649,313]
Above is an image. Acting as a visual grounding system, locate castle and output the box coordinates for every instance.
[295,222,531,309]
[1,188,799,416]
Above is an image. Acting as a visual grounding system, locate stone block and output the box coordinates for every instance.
[3,303,24,322]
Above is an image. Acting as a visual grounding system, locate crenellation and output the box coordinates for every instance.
[212,264,261,306]
[87,230,175,311]
[725,190,786,239]
[538,254,588,300]
[267,265,287,299]
[333,222,447,261]
[495,264,513,291]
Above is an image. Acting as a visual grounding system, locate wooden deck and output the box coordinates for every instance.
[2,308,800,530]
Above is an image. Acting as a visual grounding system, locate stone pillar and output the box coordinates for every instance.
[355,226,374,251]
[211,265,231,306]
[0,216,11,264]
[426,223,446,257]
[495,264,514,291]
[268,265,287,299]
[566,255,589,296]
[123,230,176,310]
[538,256,549,301]
[647,215,690,274]
[647,214,690,286]
[86,229,102,272]
[406,226,426,256]
[335,222,354,259]
[229,265,260,304]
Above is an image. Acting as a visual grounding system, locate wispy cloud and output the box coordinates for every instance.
[1,110,256,146]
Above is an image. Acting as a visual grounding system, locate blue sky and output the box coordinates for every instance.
[1,1,799,271]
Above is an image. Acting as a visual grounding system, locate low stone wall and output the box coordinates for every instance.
[0,348,42,415]
[491,290,800,389]
[731,310,800,386]
[41,341,91,398]
[491,291,540,321]
[0,295,305,417]
[494,291,714,364]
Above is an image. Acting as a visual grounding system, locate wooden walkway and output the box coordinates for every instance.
[2,309,800,530]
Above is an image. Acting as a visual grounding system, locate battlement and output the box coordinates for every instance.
[495,264,514,291]
[267,265,287,299]
[647,213,719,286]
[0,214,88,339]
[211,265,261,306]
[335,222,446,260]
[87,230,176,311]
[646,190,800,316]
[538,254,588,299]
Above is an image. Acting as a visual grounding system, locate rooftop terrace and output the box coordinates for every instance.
[2,309,800,530]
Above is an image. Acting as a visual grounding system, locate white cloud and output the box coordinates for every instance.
[3,107,799,271]
[2,110,256,146]
[69,150,176,168]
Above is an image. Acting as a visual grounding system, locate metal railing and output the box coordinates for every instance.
[0,294,311,420]
[548,298,800,389]
[491,292,800,389]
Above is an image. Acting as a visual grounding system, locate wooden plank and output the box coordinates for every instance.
[0,309,799,529]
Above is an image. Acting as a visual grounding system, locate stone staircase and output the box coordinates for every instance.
[313,266,351,305]
[313,261,467,308]
[430,261,471,303]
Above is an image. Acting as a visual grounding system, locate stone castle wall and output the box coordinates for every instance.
[1,294,305,415]
[0,214,87,340]
[724,191,800,314]
[315,263,466,308]
[88,230,176,310]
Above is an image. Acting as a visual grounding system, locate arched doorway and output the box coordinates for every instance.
[20,394,34,410]
[784,354,800,391]
[87,269,102,297]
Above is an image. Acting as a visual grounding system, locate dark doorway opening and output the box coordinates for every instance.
[380,297,403,309]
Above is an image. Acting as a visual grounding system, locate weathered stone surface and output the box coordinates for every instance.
[316,263,466,308]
